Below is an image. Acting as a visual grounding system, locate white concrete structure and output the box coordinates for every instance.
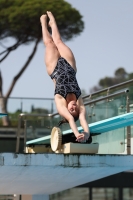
[0,153,133,195]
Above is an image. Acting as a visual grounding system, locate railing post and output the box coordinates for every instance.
[23,120,27,153]
[106,88,110,119]
[51,100,54,113]
[21,100,23,112]
[126,94,131,155]
[16,115,21,153]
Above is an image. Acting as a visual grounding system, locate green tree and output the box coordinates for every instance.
[99,77,114,88]
[0,0,84,126]
[115,67,127,79]
[90,67,133,103]
[98,67,129,89]
[128,72,133,80]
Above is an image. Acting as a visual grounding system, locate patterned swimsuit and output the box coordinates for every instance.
[50,57,81,100]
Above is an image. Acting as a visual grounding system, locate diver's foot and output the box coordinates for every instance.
[40,14,47,27]
[47,11,56,27]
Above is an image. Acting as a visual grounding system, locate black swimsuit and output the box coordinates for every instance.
[50,57,81,100]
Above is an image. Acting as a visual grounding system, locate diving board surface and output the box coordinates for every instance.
[64,112,133,134]
[0,113,7,118]
[26,112,133,145]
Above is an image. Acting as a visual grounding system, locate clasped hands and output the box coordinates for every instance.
[76,132,89,143]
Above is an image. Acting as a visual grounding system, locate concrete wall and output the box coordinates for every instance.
[0,153,133,194]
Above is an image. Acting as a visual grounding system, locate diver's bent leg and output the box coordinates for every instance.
[40,14,60,75]
[40,14,52,45]
[44,43,60,75]
[46,11,61,45]
[47,11,77,71]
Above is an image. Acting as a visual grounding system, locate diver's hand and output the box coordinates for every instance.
[76,132,89,142]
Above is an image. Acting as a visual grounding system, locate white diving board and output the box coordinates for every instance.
[26,112,133,145]
[0,113,7,118]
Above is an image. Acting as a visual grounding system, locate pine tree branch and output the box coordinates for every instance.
[0,40,20,55]
[0,71,3,97]
[0,51,10,63]
[0,39,27,63]
[5,37,40,98]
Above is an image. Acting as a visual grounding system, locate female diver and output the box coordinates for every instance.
[40,11,91,143]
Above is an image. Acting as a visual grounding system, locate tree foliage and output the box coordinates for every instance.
[90,67,133,103]
[114,67,127,79]
[0,0,84,42]
[90,67,132,92]
[98,67,130,88]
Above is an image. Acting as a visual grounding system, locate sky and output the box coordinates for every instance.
[0,0,133,98]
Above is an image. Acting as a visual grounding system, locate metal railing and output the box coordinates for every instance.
[84,89,129,105]
[16,88,130,153]
[0,96,55,115]
[82,79,133,100]
[1,79,133,114]
[16,112,57,153]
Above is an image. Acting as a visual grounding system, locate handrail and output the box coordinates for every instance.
[84,89,129,106]
[18,113,57,117]
[16,113,57,153]
[17,89,129,119]
[0,97,54,100]
[82,79,133,100]
[16,88,129,153]
[1,79,133,101]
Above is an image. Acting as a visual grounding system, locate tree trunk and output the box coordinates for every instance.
[0,97,10,126]
[0,38,40,126]
[0,71,10,126]
[5,38,40,98]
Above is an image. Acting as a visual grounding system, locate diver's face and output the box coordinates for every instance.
[67,101,78,116]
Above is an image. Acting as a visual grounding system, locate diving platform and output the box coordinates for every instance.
[0,153,133,194]
[25,112,133,154]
